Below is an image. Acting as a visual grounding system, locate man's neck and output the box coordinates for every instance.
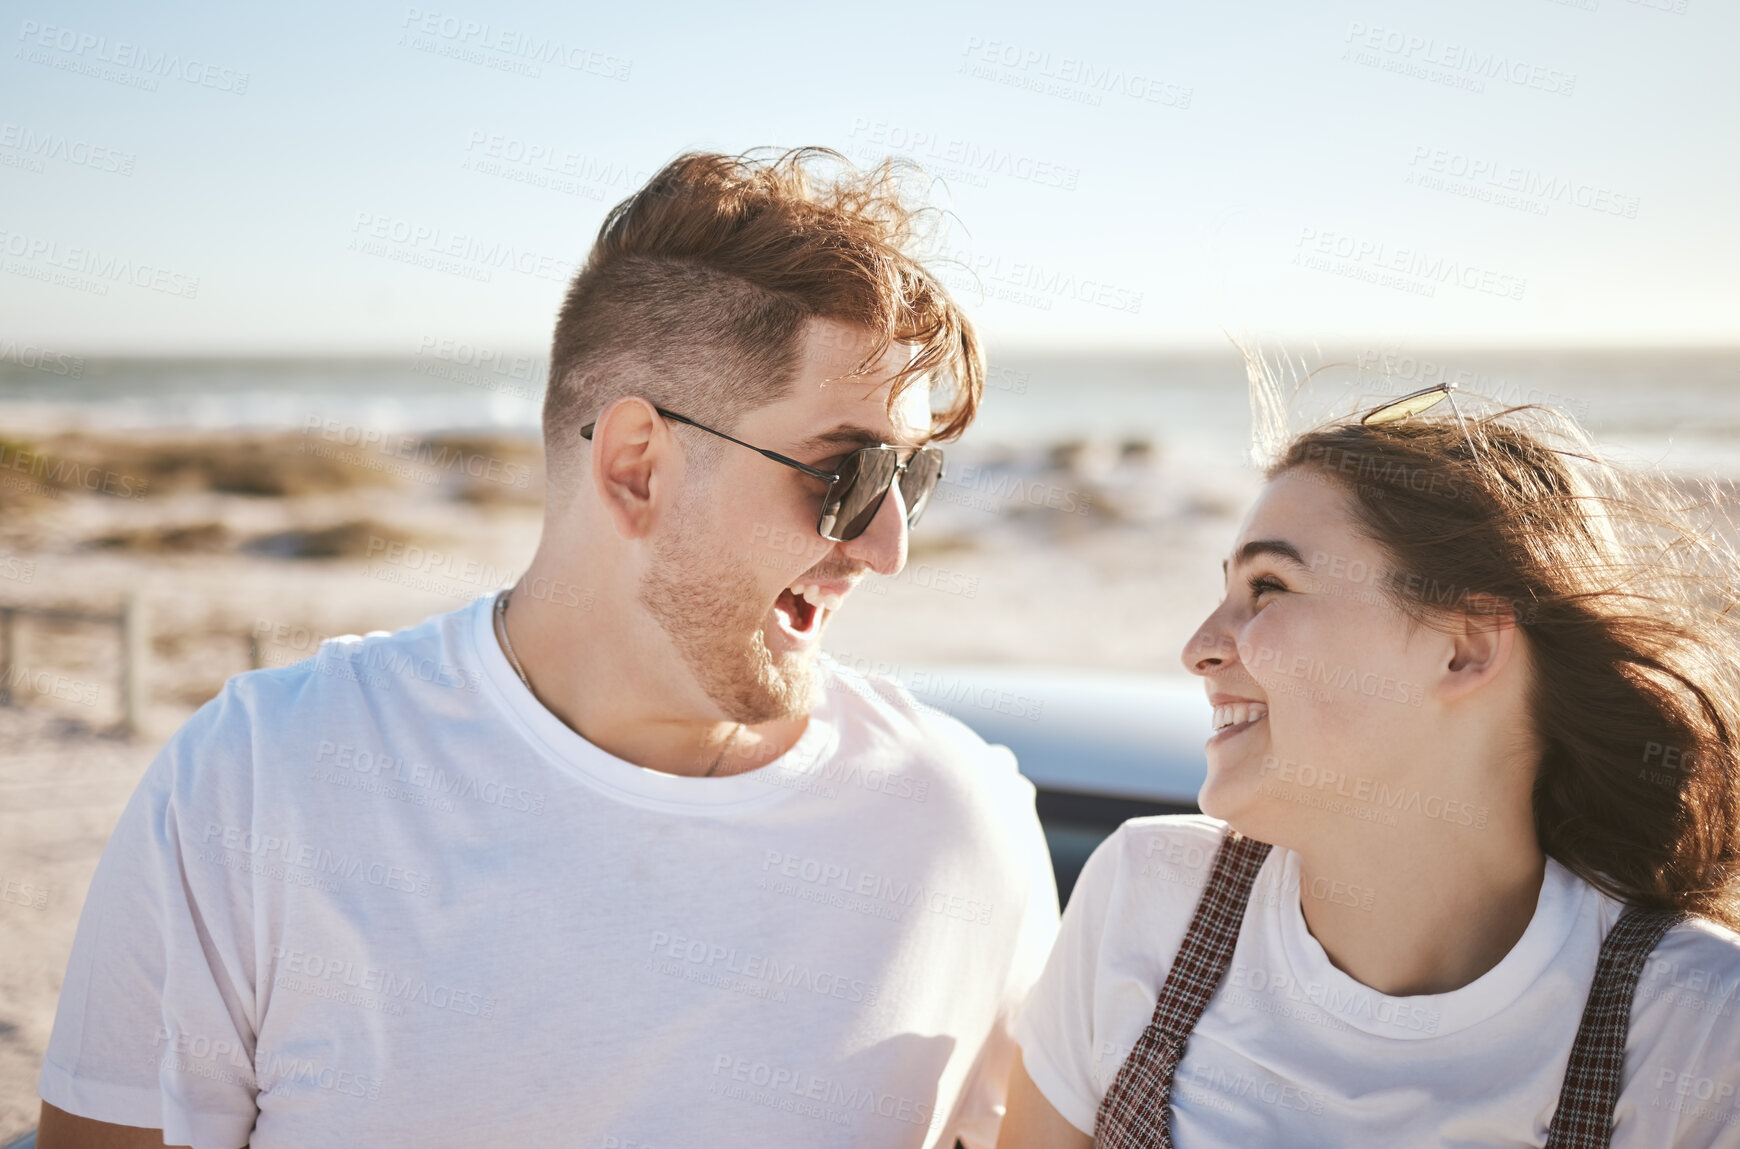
[495,578,809,778]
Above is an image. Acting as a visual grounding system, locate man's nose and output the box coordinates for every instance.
[835,481,908,576]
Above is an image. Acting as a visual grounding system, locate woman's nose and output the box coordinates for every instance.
[1182,615,1237,676]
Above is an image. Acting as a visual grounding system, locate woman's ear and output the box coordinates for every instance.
[1441,594,1520,701]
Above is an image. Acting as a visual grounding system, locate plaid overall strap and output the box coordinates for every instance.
[1544,906,1685,1149]
[1093,831,1273,1148]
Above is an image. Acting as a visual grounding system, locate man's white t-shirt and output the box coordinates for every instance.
[41,594,1059,1149]
[1015,815,1740,1147]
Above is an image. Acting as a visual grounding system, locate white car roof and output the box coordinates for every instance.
[894,665,1210,805]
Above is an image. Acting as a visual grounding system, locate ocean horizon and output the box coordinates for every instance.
[4,347,1738,476]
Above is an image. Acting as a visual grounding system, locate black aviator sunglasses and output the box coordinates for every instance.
[580,407,946,543]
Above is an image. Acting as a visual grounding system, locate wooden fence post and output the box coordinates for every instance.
[0,607,14,705]
[121,594,149,736]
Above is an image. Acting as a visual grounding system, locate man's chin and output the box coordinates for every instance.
[708,632,819,727]
[636,543,821,726]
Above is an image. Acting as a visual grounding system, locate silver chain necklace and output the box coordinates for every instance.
[494,590,533,689]
[493,589,743,776]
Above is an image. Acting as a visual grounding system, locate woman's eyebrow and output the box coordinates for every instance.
[1221,538,1309,577]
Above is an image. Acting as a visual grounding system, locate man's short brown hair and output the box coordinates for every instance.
[543,147,984,492]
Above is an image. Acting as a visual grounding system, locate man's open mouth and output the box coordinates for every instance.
[772,583,842,642]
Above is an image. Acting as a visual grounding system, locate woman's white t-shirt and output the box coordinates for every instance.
[1014,815,1740,1147]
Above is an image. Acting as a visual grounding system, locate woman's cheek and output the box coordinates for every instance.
[1237,612,1293,693]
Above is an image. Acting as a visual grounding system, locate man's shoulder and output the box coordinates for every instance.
[240,602,481,707]
[163,603,483,771]
[818,655,1022,778]
[811,656,1050,851]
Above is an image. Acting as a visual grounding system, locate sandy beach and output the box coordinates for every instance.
[0,419,1255,1138]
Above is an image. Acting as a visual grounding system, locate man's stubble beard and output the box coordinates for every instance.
[639,509,818,726]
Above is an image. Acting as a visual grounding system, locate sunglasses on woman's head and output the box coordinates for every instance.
[1360,381,1485,464]
[579,406,946,543]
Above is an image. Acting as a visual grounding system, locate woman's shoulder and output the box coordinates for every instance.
[1102,812,1232,863]
[1622,914,1740,1120]
[1635,914,1740,1018]
[1072,814,1235,918]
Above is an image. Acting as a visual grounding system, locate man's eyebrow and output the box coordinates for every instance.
[793,424,931,454]
[1221,538,1309,577]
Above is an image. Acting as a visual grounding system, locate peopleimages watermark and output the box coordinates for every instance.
[1638,953,1739,1021]
[0,663,100,707]
[412,335,544,402]
[300,416,535,488]
[709,1051,932,1129]
[959,36,1192,110]
[1638,740,1696,789]
[2,875,49,911]
[397,8,630,81]
[1353,350,1591,422]
[0,122,135,176]
[460,130,648,202]
[1341,21,1576,97]
[367,540,592,611]
[935,462,1093,517]
[15,19,250,94]
[315,739,546,815]
[1258,753,1489,830]
[0,441,150,498]
[1178,1061,1329,1117]
[0,337,84,377]
[252,617,339,667]
[1244,642,1426,708]
[1650,1067,1740,1129]
[0,553,38,584]
[646,930,882,1007]
[863,559,979,600]
[753,752,934,806]
[1228,959,1442,1034]
[272,943,498,1019]
[1405,145,1639,220]
[151,1026,382,1100]
[0,228,200,299]
[315,638,482,695]
[924,239,1143,314]
[1294,227,1526,302]
[200,822,437,899]
[844,118,1080,191]
[903,667,1045,721]
[1303,546,1543,623]
[987,365,1029,395]
[348,211,577,284]
[757,848,995,926]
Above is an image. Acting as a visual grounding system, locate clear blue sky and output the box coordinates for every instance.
[3,0,1735,355]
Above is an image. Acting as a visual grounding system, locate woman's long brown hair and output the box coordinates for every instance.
[1271,404,1740,929]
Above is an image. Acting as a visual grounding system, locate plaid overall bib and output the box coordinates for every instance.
[1091,832,1682,1149]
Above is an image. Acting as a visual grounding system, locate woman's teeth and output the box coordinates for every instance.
[1212,702,1269,731]
[790,583,843,612]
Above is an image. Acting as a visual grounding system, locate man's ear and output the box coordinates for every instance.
[589,397,675,540]
[1440,594,1520,702]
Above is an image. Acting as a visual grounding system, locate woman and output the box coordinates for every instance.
[999,384,1740,1148]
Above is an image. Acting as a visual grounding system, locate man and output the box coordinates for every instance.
[36,148,1059,1148]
